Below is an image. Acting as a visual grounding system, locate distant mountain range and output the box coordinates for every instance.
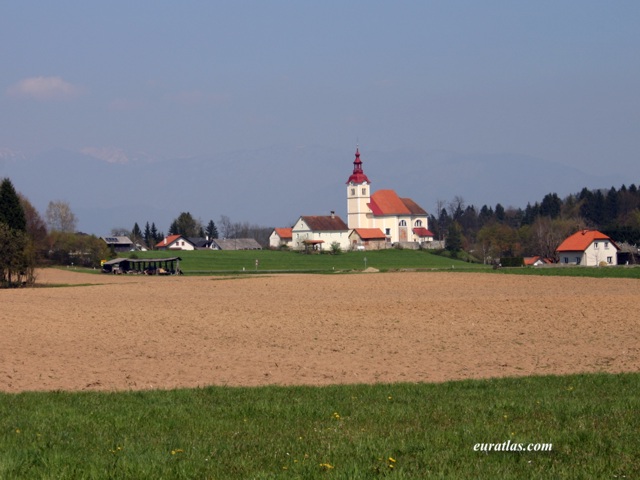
[0,145,626,236]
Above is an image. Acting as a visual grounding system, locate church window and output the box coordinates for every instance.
[362,187,367,195]
[351,188,355,196]
[415,220,423,227]
[399,220,407,227]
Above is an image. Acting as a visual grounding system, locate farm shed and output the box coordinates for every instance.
[102,257,182,275]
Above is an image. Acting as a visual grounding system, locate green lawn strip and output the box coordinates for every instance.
[123,249,484,274]
[1,373,638,479]
[56,249,640,279]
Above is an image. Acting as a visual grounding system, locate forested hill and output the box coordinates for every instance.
[432,184,640,259]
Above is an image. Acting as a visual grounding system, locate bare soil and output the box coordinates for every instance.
[1,269,638,392]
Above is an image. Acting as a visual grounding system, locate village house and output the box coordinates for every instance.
[556,230,619,266]
[101,236,134,252]
[156,235,215,250]
[523,256,554,267]
[291,213,350,251]
[348,228,387,250]
[269,228,293,249]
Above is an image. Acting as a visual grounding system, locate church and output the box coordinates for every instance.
[345,147,433,247]
[274,148,434,251]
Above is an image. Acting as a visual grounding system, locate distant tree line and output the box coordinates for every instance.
[114,212,272,249]
[438,184,640,262]
[1,177,111,287]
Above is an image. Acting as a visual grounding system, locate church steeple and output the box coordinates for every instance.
[346,147,370,185]
[346,147,371,229]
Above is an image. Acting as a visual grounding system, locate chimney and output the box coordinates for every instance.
[330,210,335,219]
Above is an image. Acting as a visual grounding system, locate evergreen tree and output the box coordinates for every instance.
[144,222,152,247]
[540,193,561,219]
[0,179,34,287]
[445,221,463,255]
[131,222,142,243]
[205,220,219,239]
[0,178,27,232]
[605,187,618,222]
[495,203,505,223]
[169,212,200,237]
[437,208,450,241]
[151,223,159,245]
[522,202,540,225]
[478,205,494,227]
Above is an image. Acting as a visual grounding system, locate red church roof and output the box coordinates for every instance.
[368,190,410,215]
[346,148,371,185]
[368,190,427,216]
[556,230,618,252]
[401,197,427,215]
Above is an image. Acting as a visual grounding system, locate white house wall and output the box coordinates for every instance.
[560,242,618,266]
[269,232,291,249]
[292,218,350,251]
[169,240,195,251]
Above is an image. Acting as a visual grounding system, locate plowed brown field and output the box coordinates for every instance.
[1,268,638,392]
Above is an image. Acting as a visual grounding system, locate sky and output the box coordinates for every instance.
[1,1,640,233]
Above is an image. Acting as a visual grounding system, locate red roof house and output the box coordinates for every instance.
[556,230,619,266]
[349,228,388,250]
[269,227,293,248]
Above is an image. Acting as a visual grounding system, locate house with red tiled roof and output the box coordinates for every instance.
[346,148,431,247]
[349,228,387,250]
[523,256,554,267]
[556,230,619,266]
[291,212,350,251]
[156,235,205,251]
[269,227,293,249]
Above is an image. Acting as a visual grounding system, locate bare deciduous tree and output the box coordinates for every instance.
[45,200,77,233]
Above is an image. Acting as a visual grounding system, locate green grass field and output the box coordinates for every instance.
[123,248,484,274]
[1,373,638,479]
[111,249,640,279]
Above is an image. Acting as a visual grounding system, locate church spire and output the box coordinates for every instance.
[346,147,370,185]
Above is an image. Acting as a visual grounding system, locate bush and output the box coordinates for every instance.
[500,257,525,267]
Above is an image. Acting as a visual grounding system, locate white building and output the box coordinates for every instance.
[346,148,433,246]
[556,230,619,266]
[269,228,293,249]
[291,213,350,251]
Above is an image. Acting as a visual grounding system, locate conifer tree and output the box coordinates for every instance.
[0,177,26,232]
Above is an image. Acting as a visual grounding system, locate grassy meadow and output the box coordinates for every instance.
[107,248,640,279]
[123,248,484,274]
[1,373,638,479]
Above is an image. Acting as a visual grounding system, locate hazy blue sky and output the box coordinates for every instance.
[1,2,640,234]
